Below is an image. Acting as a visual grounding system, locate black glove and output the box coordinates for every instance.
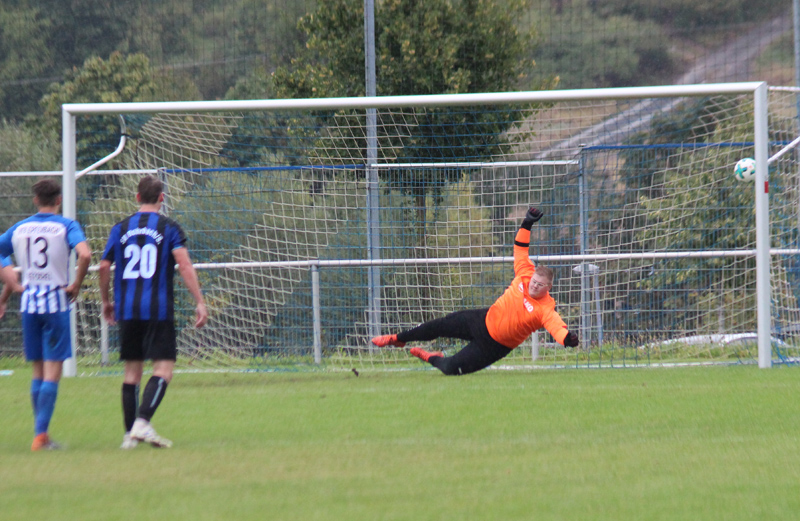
[520,207,543,230]
[564,331,579,348]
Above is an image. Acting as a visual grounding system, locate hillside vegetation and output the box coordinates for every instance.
[0,0,791,171]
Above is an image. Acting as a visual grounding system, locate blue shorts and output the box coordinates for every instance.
[22,311,72,362]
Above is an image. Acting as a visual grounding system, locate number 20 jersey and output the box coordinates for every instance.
[102,212,187,321]
[0,213,87,314]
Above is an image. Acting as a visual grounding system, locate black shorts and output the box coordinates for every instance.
[119,320,177,362]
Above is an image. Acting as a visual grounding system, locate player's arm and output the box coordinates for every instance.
[0,256,22,292]
[513,207,543,275]
[65,241,91,301]
[0,262,21,319]
[542,310,579,347]
[173,247,208,328]
[98,259,115,325]
[99,229,119,324]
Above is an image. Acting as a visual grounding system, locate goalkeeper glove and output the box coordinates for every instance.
[564,331,579,347]
[521,207,543,230]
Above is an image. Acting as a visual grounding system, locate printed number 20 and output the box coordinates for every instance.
[123,244,158,279]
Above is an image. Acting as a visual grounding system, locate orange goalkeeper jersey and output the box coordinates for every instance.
[485,228,569,349]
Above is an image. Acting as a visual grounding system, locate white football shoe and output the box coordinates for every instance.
[120,432,139,450]
[130,419,173,448]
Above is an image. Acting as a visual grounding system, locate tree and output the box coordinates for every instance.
[186,0,307,99]
[33,52,201,165]
[31,0,136,73]
[0,4,53,120]
[273,0,537,98]
[265,0,552,242]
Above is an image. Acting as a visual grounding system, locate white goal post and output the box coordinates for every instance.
[51,81,785,374]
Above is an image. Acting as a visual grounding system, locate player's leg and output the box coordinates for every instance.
[397,309,485,344]
[30,360,43,418]
[138,320,176,421]
[119,321,145,449]
[31,311,70,450]
[122,361,143,437]
[372,309,487,348]
[23,313,44,420]
[138,359,174,422]
[35,360,64,433]
[130,320,175,448]
[428,340,511,376]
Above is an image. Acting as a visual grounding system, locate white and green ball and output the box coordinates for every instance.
[734,157,756,181]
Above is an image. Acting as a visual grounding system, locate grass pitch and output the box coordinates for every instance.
[2,365,799,521]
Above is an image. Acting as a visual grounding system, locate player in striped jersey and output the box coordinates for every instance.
[0,179,91,450]
[371,207,579,375]
[99,175,208,449]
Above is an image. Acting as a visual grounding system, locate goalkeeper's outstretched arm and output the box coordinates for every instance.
[514,207,543,275]
[516,207,580,349]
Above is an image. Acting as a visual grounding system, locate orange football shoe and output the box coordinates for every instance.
[31,433,61,451]
[371,334,406,348]
[409,347,443,362]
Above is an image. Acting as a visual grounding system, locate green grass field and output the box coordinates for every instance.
[2,365,799,521]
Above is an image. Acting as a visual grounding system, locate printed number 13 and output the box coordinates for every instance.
[26,236,48,268]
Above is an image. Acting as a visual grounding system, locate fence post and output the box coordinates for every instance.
[311,264,322,364]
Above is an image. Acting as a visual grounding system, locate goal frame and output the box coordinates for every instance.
[60,81,771,375]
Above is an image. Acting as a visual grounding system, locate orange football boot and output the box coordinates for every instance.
[371,334,406,348]
[409,347,443,362]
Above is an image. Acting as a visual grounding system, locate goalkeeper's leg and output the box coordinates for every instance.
[396,309,486,344]
[428,340,511,376]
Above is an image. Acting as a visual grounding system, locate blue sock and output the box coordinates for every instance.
[34,381,59,436]
[31,379,43,417]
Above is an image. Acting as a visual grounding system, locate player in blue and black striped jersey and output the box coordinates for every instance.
[99,175,208,449]
[0,179,92,451]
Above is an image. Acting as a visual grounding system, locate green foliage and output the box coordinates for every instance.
[273,0,539,98]
[34,52,157,160]
[225,65,276,101]
[0,4,53,120]
[159,0,308,98]
[32,0,134,69]
[32,52,201,168]
[376,0,530,95]
[628,97,759,333]
[266,0,551,248]
[534,7,675,88]
[0,0,308,124]
[272,0,365,99]
[39,53,157,118]
[0,119,58,173]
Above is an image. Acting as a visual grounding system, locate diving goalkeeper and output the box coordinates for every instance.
[371,207,579,375]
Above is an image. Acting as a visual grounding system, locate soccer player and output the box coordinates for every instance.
[99,175,208,449]
[371,207,579,375]
[0,179,91,450]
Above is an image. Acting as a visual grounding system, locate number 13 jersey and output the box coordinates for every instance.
[0,213,87,314]
[102,212,187,321]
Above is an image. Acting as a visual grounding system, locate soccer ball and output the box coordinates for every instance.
[733,157,756,181]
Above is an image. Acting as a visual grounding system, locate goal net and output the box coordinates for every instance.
[2,83,795,373]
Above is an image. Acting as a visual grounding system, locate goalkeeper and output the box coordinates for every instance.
[371,207,579,375]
